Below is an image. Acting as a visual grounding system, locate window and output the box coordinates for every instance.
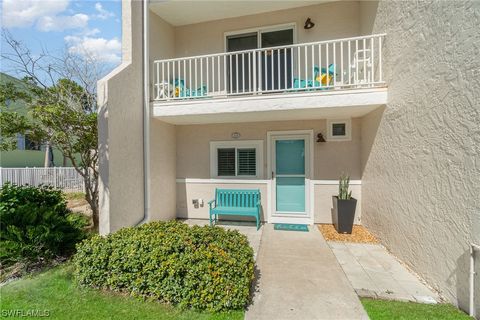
[16,134,25,150]
[332,123,346,136]
[237,148,256,176]
[15,134,42,151]
[327,119,351,141]
[217,148,236,176]
[25,134,42,150]
[225,24,295,92]
[210,141,263,178]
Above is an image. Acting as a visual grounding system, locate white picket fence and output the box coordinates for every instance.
[0,167,85,192]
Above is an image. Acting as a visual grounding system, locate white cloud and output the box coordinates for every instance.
[2,0,91,32]
[65,35,121,63]
[93,2,114,20]
[37,13,89,32]
[82,28,101,37]
[2,0,69,28]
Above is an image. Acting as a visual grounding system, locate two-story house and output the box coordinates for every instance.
[97,0,479,316]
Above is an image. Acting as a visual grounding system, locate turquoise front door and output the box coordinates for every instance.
[274,138,306,214]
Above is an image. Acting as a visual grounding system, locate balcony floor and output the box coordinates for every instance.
[152,87,387,125]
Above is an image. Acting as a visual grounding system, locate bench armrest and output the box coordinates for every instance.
[208,199,216,209]
[255,200,261,207]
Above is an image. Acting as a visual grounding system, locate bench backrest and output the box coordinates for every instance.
[215,189,260,208]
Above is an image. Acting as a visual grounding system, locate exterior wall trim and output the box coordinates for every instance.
[176,178,270,184]
[311,180,362,185]
[153,89,387,125]
[175,179,361,225]
[154,87,387,108]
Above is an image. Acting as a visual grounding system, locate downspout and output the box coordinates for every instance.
[136,0,150,226]
[470,243,479,318]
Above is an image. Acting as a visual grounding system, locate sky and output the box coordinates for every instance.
[1,0,122,78]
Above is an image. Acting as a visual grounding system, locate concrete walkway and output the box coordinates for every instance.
[246,225,368,320]
[330,242,438,304]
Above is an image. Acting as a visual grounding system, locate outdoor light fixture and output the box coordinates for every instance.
[304,18,315,30]
[317,133,326,142]
[231,132,241,139]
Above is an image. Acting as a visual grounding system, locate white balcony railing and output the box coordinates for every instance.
[153,34,385,102]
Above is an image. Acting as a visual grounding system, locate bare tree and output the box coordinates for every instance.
[0,30,106,231]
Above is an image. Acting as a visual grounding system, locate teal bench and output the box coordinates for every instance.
[208,188,261,230]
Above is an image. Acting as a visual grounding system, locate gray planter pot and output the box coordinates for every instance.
[332,196,357,234]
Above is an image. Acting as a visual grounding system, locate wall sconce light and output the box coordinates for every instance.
[231,132,241,139]
[304,18,315,30]
[317,133,326,142]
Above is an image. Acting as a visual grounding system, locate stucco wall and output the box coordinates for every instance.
[359,1,378,36]
[148,13,177,222]
[149,119,177,221]
[176,119,362,180]
[98,1,178,234]
[173,1,361,58]
[176,181,362,225]
[149,12,174,95]
[359,0,480,314]
[314,183,362,224]
[98,0,144,234]
[149,12,174,59]
[175,120,364,224]
[177,182,269,222]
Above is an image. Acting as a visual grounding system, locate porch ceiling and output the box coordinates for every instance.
[149,1,333,26]
[152,88,387,125]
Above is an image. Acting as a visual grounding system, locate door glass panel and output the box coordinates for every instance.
[261,29,294,48]
[227,33,257,93]
[275,140,305,175]
[276,177,305,213]
[275,139,306,213]
[261,29,293,90]
[227,33,258,52]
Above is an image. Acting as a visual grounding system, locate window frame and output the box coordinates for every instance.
[210,140,264,179]
[224,22,297,52]
[326,119,352,141]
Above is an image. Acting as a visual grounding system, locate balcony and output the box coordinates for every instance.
[152,34,387,124]
[154,34,385,100]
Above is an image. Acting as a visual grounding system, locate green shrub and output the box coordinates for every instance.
[73,220,255,311]
[0,183,88,267]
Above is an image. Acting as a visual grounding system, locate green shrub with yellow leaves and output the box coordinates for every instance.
[73,220,254,311]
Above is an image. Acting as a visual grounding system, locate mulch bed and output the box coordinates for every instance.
[318,224,379,243]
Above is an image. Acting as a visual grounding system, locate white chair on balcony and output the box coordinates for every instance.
[350,49,373,87]
[157,81,173,99]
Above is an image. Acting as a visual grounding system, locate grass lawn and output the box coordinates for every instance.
[361,298,473,320]
[0,265,244,320]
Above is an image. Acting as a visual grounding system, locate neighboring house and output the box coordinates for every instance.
[0,73,73,168]
[98,0,479,316]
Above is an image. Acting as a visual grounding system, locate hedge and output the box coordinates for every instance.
[0,183,88,268]
[73,220,255,311]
